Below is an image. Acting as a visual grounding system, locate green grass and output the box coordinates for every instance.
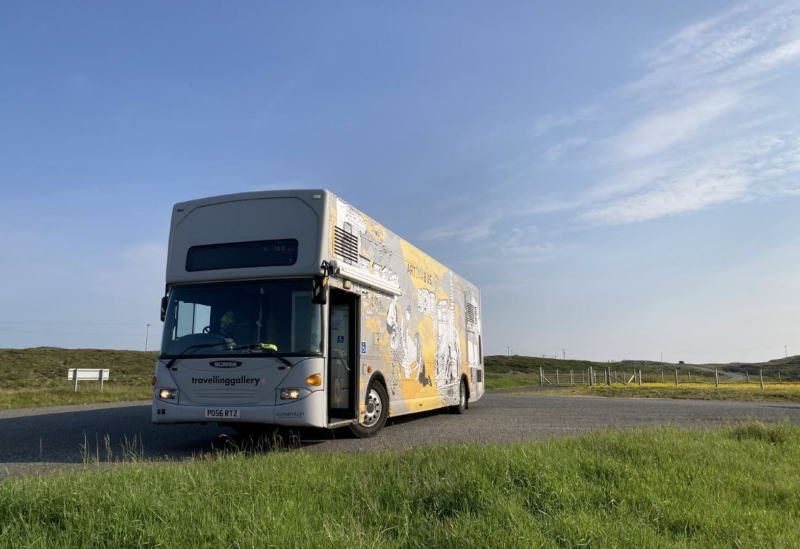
[485,354,800,387]
[0,348,156,409]
[485,371,541,390]
[726,355,800,381]
[0,386,151,410]
[0,347,797,409]
[1,422,798,548]
[525,382,800,403]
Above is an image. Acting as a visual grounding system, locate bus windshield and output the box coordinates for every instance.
[161,279,322,357]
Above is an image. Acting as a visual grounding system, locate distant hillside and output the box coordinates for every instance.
[485,354,800,381]
[0,348,158,389]
[725,355,800,380]
[1,348,797,389]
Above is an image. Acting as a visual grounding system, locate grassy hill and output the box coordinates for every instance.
[725,355,800,380]
[0,347,798,409]
[0,348,158,409]
[0,347,158,390]
[485,354,800,382]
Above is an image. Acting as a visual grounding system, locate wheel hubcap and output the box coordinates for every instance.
[363,389,382,427]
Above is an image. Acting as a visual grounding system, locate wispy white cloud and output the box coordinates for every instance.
[581,167,749,225]
[532,106,596,137]
[459,225,557,266]
[521,0,800,226]
[543,136,589,163]
[609,89,741,159]
[582,131,800,224]
[420,217,495,243]
[629,0,800,97]
[421,0,800,261]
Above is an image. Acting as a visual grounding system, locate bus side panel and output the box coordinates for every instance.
[328,196,483,423]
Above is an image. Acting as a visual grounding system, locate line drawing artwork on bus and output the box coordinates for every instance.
[386,298,431,387]
[331,194,477,408]
[434,272,463,401]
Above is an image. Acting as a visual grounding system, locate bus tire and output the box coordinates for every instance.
[451,378,468,414]
[350,381,388,438]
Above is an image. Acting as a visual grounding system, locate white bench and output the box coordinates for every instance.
[67,368,110,391]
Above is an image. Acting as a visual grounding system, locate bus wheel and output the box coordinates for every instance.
[350,382,388,438]
[452,378,468,414]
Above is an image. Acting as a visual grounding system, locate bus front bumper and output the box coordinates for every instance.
[151,390,326,428]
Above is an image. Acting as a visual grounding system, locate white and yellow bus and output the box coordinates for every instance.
[152,190,484,437]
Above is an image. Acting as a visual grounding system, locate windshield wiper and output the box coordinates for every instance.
[164,341,232,368]
[230,343,292,366]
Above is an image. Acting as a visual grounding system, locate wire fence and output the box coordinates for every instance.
[534,366,798,388]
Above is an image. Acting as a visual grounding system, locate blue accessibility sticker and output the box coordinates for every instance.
[361,341,367,354]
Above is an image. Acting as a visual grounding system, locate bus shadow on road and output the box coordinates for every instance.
[0,404,252,465]
[0,403,453,466]
[222,408,449,450]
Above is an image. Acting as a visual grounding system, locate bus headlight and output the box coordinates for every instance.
[158,388,177,400]
[280,388,300,400]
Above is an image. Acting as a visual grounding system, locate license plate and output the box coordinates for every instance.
[204,408,240,419]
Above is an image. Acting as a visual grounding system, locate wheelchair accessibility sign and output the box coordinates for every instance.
[361,341,367,354]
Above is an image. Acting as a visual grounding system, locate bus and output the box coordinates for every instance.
[151,189,484,437]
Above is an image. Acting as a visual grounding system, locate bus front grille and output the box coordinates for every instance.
[190,389,262,404]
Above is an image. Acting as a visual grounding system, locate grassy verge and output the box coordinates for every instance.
[0,387,151,410]
[485,371,541,389]
[526,382,800,403]
[0,348,156,409]
[1,422,798,548]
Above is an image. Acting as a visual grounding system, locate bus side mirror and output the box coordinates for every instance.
[311,275,328,305]
[160,296,168,322]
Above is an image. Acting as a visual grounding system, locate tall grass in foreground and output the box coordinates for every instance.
[1,422,798,548]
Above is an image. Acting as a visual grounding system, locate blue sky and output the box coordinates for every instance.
[1,0,798,363]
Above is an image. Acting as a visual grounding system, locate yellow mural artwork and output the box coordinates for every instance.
[329,194,484,416]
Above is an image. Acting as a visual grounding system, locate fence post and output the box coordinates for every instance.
[99,369,104,391]
[779,372,782,383]
[582,370,585,384]
[746,371,749,383]
[539,367,544,386]
[675,369,679,387]
[570,370,574,385]
[638,369,642,386]
[589,367,593,386]
[760,369,763,389]
[556,369,559,385]
[73,369,79,392]
[688,371,691,383]
[714,369,719,388]
[661,371,664,383]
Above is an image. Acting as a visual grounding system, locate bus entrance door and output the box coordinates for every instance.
[328,290,357,420]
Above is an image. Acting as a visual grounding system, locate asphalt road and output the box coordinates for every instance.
[2,389,799,479]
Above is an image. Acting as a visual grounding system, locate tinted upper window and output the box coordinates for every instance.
[186,239,298,271]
